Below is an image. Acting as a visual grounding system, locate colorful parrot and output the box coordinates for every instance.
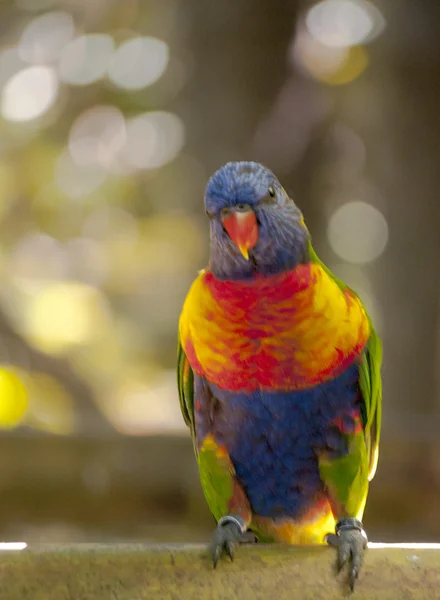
[177,161,382,590]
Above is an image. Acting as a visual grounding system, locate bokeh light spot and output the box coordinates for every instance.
[0,367,28,429]
[108,36,169,90]
[294,28,368,85]
[122,111,185,170]
[19,11,74,64]
[25,282,111,353]
[59,34,115,86]
[1,66,58,122]
[68,105,126,169]
[306,0,385,48]
[324,45,368,85]
[294,30,347,79]
[327,200,388,264]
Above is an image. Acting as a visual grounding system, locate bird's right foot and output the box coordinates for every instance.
[327,517,368,592]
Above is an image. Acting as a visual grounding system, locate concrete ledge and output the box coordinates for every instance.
[1,543,439,599]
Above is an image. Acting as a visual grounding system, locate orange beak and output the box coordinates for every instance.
[222,209,258,260]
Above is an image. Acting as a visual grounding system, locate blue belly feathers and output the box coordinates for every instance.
[194,364,361,519]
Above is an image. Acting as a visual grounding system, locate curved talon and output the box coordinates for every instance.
[327,518,368,592]
[225,540,234,561]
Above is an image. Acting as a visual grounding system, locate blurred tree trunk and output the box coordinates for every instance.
[180,0,298,172]
[373,0,440,422]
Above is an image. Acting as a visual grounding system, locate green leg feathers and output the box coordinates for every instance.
[198,434,251,525]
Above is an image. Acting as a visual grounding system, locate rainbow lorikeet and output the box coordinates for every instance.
[177,162,382,591]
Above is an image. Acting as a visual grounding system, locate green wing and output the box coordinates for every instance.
[177,332,197,452]
[309,243,382,481]
[177,333,246,521]
[309,244,382,521]
[359,324,382,480]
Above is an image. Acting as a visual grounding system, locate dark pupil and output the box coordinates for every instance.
[268,186,275,197]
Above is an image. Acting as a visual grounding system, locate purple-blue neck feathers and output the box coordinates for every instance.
[205,161,310,281]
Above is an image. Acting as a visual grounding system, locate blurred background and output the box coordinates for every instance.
[0,0,439,545]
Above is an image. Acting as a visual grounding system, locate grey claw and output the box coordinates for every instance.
[212,545,220,569]
[327,518,368,592]
[210,518,243,568]
[226,540,235,561]
[338,543,350,571]
[350,574,355,592]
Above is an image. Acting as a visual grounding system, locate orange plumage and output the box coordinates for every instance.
[179,262,370,392]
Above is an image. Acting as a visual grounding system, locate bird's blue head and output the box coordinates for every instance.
[205,161,310,280]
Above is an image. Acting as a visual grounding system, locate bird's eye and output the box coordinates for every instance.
[261,185,277,205]
[236,203,247,211]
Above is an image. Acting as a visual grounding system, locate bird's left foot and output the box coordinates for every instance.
[210,515,248,568]
[326,518,368,592]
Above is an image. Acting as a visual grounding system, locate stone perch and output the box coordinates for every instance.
[2,543,439,599]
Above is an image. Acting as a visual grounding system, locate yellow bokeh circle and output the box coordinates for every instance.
[0,368,28,428]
